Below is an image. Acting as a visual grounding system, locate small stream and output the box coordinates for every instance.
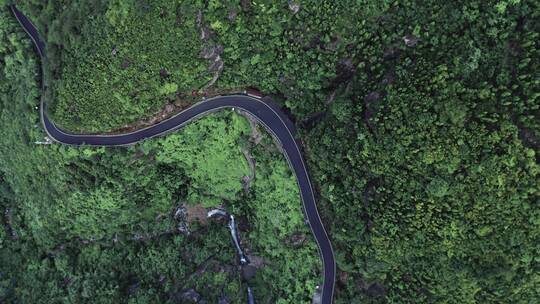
[208,209,255,304]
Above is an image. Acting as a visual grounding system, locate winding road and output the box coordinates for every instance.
[10,5,336,304]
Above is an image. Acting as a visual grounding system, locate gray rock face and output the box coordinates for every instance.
[199,44,223,60]
[207,56,224,73]
[288,1,301,14]
[179,288,201,303]
[241,265,257,281]
[174,205,190,235]
[228,9,237,21]
[195,11,224,89]
[245,254,267,269]
[195,11,211,42]
[402,35,419,47]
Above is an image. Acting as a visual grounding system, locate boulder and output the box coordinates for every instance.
[402,35,419,47]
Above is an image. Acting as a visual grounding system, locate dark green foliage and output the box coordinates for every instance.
[17,0,210,131]
[0,7,320,303]
[2,0,540,303]
[305,1,539,302]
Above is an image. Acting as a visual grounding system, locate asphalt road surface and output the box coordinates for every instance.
[11,5,336,304]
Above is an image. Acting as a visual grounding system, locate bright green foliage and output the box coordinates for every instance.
[55,188,131,240]
[2,0,540,303]
[305,1,539,302]
[239,135,321,302]
[18,0,210,131]
[201,1,341,113]
[248,154,305,240]
[154,112,250,206]
[0,7,320,303]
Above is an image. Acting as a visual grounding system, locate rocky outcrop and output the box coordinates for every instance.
[245,254,268,269]
[178,288,201,303]
[241,265,257,281]
[402,35,420,47]
[196,11,224,90]
[174,205,190,234]
[242,149,256,194]
[288,1,301,14]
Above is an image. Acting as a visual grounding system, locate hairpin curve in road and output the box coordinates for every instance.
[10,5,336,303]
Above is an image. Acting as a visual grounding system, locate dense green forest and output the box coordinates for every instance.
[1,0,540,303]
[0,5,320,302]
